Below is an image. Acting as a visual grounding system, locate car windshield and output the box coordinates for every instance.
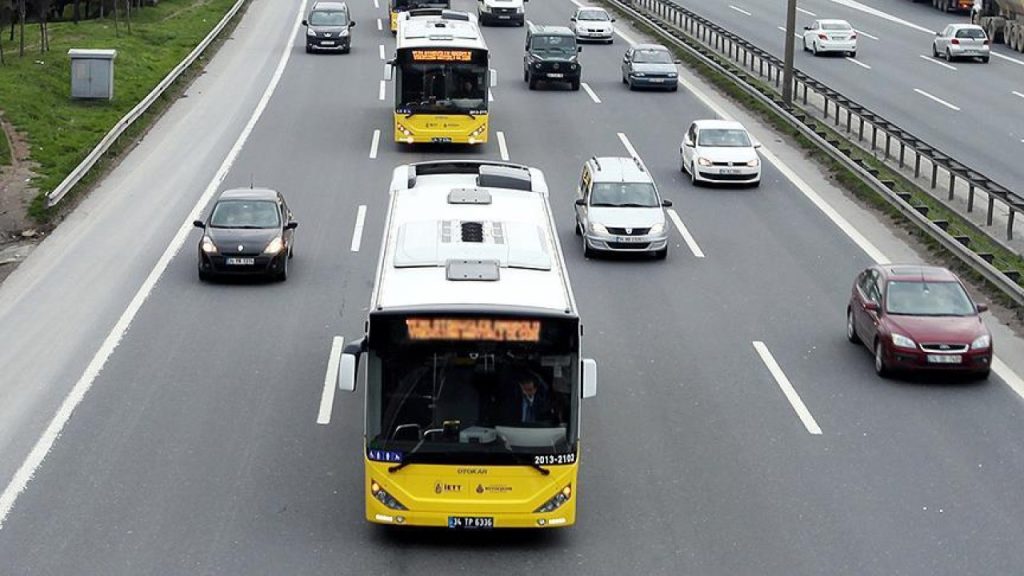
[955,28,986,39]
[821,22,851,31]
[209,200,280,229]
[633,49,673,64]
[578,10,609,21]
[590,182,660,207]
[885,281,976,316]
[308,10,348,26]
[697,128,752,148]
[531,35,576,55]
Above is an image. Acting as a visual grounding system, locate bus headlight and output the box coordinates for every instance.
[469,123,487,139]
[371,480,408,510]
[534,485,572,513]
[396,123,413,137]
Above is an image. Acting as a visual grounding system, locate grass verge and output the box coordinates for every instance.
[605,0,1024,314]
[0,0,242,222]
[0,119,10,167]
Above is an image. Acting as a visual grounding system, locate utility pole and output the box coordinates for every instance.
[782,0,798,104]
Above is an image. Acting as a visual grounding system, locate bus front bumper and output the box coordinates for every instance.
[367,503,576,529]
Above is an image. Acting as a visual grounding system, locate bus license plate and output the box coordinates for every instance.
[431,137,452,143]
[449,516,494,529]
[225,257,255,265]
[927,354,962,364]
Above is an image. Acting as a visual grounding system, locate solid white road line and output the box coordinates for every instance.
[379,44,385,60]
[855,29,879,40]
[827,0,934,35]
[350,205,367,252]
[377,18,382,31]
[992,51,1024,66]
[1013,90,1024,100]
[753,342,823,435]
[317,337,344,425]
[993,357,1024,399]
[488,90,494,102]
[797,7,816,16]
[616,132,640,159]
[729,4,751,16]
[845,57,871,69]
[0,0,313,533]
[497,131,510,161]
[369,129,380,159]
[920,54,957,71]
[667,209,706,259]
[581,82,602,103]
[778,26,801,39]
[373,0,379,8]
[914,88,960,111]
[379,80,386,101]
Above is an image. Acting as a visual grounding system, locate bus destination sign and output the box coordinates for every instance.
[411,49,473,62]
[406,318,541,342]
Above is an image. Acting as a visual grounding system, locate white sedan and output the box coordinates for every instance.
[680,120,761,187]
[802,19,857,57]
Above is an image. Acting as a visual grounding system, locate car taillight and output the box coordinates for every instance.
[951,38,960,45]
[818,33,828,40]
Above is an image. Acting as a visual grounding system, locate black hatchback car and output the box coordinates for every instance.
[303,1,356,54]
[524,24,582,91]
[193,188,298,282]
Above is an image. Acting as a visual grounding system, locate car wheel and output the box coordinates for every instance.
[622,71,627,84]
[582,236,595,258]
[981,56,990,63]
[528,74,538,90]
[812,41,819,56]
[932,42,939,58]
[874,340,890,378]
[288,244,294,260]
[575,219,582,236]
[607,38,614,45]
[305,45,313,54]
[669,84,678,92]
[690,161,698,186]
[571,79,581,91]
[654,247,668,260]
[749,178,760,189]
[198,267,211,282]
[343,46,351,55]
[849,51,856,58]
[802,37,808,52]
[627,78,635,91]
[846,308,861,343]
[946,48,954,62]
[974,369,991,381]
[524,67,529,82]
[276,259,288,282]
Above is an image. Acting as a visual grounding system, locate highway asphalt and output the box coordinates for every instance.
[671,0,1024,196]
[1,0,1024,574]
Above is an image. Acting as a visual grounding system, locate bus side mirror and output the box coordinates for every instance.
[490,69,498,88]
[338,338,365,392]
[582,358,597,399]
[383,61,393,81]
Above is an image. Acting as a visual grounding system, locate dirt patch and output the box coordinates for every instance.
[0,112,48,284]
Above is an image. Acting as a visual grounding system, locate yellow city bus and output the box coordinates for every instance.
[338,161,599,529]
[389,0,450,33]
[389,11,492,145]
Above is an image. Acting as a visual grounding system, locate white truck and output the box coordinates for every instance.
[972,0,1024,52]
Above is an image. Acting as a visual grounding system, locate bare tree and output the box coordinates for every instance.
[37,0,49,52]
[18,0,25,57]
[124,0,130,34]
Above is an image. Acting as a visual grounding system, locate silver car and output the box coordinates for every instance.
[933,24,990,63]
[574,157,671,259]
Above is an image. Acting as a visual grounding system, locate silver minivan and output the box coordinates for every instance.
[574,156,671,259]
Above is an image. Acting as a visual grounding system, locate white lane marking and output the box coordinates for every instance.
[581,82,602,103]
[729,4,751,16]
[845,57,871,69]
[914,88,960,111]
[0,0,313,532]
[379,80,386,101]
[369,129,380,159]
[497,131,510,161]
[797,7,816,16]
[317,337,344,425]
[1013,90,1024,100]
[616,131,640,158]
[753,342,823,435]
[379,44,385,60]
[854,29,878,40]
[488,90,494,102]
[373,0,379,8]
[350,205,367,252]
[377,18,382,31]
[992,51,1024,66]
[667,209,706,259]
[993,357,1024,399]
[920,54,957,71]
[778,26,802,39]
[827,0,934,35]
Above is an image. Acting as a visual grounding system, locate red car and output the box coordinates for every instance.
[846,265,992,379]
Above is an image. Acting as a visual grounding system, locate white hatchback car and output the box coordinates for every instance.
[933,24,990,62]
[570,6,615,43]
[802,19,857,57]
[680,120,761,187]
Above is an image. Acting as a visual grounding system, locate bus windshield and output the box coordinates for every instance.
[367,315,579,465]
[396,49,488,114]
[392,0,449,10]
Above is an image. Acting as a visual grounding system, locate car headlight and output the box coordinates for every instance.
[590,222,609,235]
[201,236,218,254]
[340,28,349,36]
[971,334,991,350]
[306,28,317,37]
[534,62,542,69]
[370,481,408,510]
[631,71,646,77]
[569,63,578,70]
[891,333,917,349]
[516,6,524,13]
[534,485,572,514]
[263,237,284,255]
[697,157,712,167]
[649,222,665,235]
[746,158,760,167]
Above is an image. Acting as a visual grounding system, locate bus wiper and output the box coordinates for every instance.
[388,434,428,474]
[496,437,550,476]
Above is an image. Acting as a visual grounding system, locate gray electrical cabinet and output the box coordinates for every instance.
[68,49,117,100]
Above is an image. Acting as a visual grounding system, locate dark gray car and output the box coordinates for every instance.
[303,1,356,54]
[621,44,679,91]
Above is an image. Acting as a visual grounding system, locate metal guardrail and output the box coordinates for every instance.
[621,0,1024,249]
[603,0,1024,305]
[46,0,249,207]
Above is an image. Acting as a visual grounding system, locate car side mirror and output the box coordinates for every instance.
[349,21,356,27]
[662,199,673,207]
[193,220,206,229]
[611,18,616,22]
[575,198,586,206]
[673,59,682,64]
[582,358,597,399]
[863,301,880,312]
[976,303,989,313]
[935,31,941,36]
[753,142,762,149]
[803,26,811,31]
[302,19,308,26]
[286,221,299,230]
[570,16,577,21]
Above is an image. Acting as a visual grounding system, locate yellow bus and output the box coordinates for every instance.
[388,0,450,33]
[388,11,493,145]
[338,161,599,529]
